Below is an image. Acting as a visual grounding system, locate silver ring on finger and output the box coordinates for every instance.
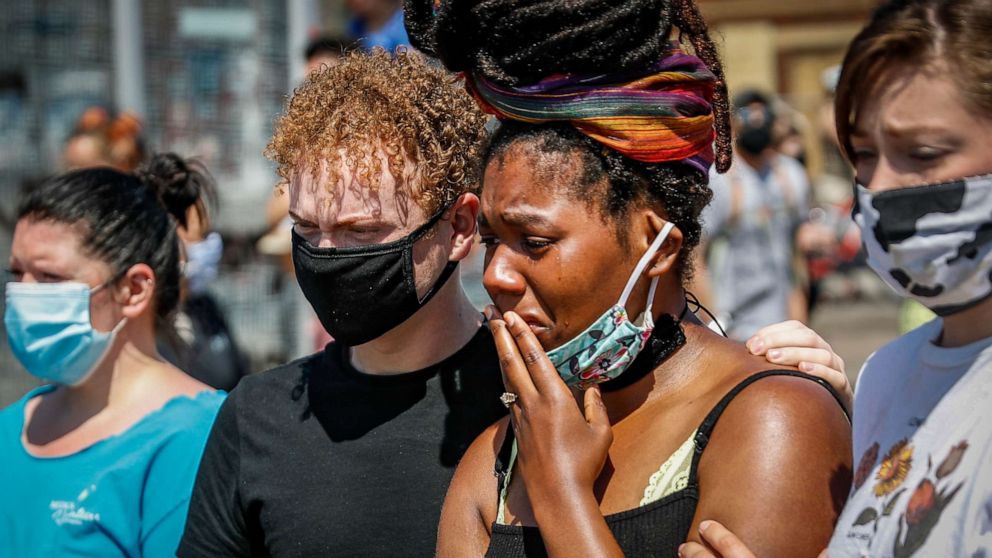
[499,392,518,408]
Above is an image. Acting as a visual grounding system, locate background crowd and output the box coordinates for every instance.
[2,0,991,557]
[0,0,900,407]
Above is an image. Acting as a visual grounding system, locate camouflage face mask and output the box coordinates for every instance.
[853,174,992,316]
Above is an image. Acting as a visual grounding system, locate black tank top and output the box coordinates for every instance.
[485,370,848,558]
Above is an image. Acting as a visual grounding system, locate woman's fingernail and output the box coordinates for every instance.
[483,306,494,320]
[504,312,517,327]
[799,361,813,372]
[749,338,764,353]
[768,349,782,360]
[699,520,713,533]
[677,543,686,557]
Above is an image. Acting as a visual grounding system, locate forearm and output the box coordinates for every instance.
[530,487,624,558]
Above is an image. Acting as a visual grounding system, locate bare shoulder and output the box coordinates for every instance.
[160,361,216,397]
[702,372,851,465]
[460,416,510,472]
[127,362,218,420]
[717,372,849,430]
[691,372,852,555]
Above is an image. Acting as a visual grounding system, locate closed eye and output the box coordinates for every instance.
[348,225,382,236]
[523,238,552,249]
[479,235,499,248]
[522,237,554,255]
[292,220,319,233]
[38,272,68,283]
[852,148,877,164]
[909,147,947,162]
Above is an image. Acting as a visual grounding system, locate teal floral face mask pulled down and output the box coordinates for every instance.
[547,222,676,389]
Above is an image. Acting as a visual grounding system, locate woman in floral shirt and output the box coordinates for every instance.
[683,0,992,556]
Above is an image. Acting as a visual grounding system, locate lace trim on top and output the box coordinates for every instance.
[639,429,697,506]
[496,440,518,525]
[495,429,697,525]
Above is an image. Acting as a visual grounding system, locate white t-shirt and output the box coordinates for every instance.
[828,319,992,557]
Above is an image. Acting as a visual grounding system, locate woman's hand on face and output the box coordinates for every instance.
[485,305,613,497]
[678,521,828,558]
[745,320,853,411]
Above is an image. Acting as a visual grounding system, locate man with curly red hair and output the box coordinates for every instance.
[178,49,506,557]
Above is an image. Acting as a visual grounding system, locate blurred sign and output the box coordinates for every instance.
[178,8,257,41]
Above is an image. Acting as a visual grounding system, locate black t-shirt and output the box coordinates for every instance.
[177,326,506,557]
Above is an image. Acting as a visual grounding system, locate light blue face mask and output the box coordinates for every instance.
[183,232,223,295]
[547,222,675,389]
[4,281,126,386]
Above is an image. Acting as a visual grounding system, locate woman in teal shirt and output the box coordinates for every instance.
[0,153,225,556]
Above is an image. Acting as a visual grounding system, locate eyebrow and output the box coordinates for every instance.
[853,123,954,140]
[288,210,315,225]
[500,210,552,228]
[289,210,392,229]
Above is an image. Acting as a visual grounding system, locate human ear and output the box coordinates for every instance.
[641,211,683,278]
[114,263,157,319]
[445,192,481,263]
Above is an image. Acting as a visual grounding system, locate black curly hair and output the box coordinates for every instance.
[405,0,731,172]
[405,0,730,281]
[485,123,712,281]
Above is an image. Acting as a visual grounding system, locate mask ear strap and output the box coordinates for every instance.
[640,276,661,328]
[409,198,458,242]
[109,316,129,335]
[618,221,675,310]
[89,280,116,296]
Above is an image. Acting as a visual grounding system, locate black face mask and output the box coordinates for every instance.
[735,105,774,155]
[737,126,773,155]
[292,208,459,346]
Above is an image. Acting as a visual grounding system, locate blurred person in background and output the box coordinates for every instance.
[0,154,225,556]
[801,66,865,310]
[681,0,992,555]
[59,107,247,391]
[815,65,856,209]
[694,91,811,340]
[63,106,145,172]
[154,157,250,392]
[777,118,808,168]
[303,34,352,77]
[347,0,409,52]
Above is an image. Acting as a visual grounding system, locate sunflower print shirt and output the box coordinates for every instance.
[828,319,992,558]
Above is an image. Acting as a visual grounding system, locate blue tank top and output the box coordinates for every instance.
[0,385,225,557]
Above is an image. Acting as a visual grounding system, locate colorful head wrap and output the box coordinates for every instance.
[465,43,717,174]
